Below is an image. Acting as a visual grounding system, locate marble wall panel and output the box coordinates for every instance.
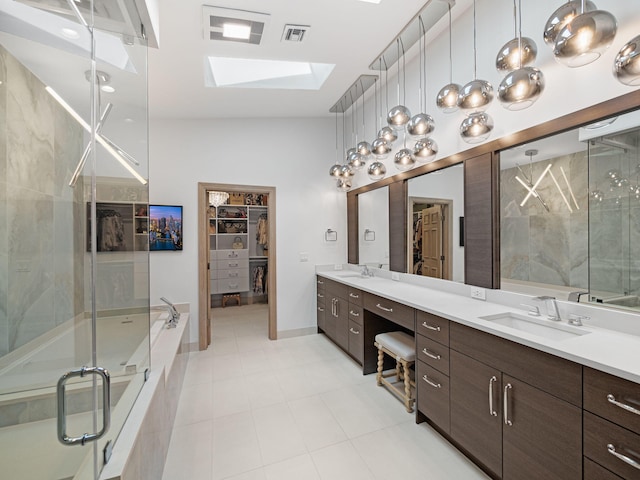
[0,47,7,184]
[569,210,589,290]
[0,186,7,356]
[529,214,572,286]
[500,216,530,281]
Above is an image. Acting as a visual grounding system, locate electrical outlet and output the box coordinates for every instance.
[391,272,400,281]
[470,287,486,300]
[334,264,343,270]
[299,252,309,262]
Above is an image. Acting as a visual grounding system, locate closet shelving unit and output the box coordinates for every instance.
[209,199,268,306]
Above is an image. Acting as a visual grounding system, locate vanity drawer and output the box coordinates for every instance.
[584,367,640,435]
[417,334,450,376]
[584,411,640,480]
[417,360,450,434]
[217,268,245,280]
[317,305,326,331]
[316,276,326,292]
[364,293,415,331]
[348,305,363,326]
[584,458,624,480]
[348,287,363,306]
[416,310,449,346]
[348,319,363,364]
[326,279,349,302]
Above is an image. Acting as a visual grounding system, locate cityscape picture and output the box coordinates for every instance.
[149,205,183,251]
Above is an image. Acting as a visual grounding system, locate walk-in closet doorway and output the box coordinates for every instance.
[198,183,277,349]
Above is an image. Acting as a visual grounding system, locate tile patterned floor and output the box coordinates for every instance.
[161,304,489,480]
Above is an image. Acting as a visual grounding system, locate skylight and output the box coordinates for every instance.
[205,57,334,90]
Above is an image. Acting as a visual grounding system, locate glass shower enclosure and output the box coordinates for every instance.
[0,0,150,478]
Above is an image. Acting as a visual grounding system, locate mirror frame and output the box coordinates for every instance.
[347,89,640,288]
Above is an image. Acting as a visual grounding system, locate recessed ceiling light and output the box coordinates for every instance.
[61,27,79,39]
[359,0,382,4]
[222,23,251,40]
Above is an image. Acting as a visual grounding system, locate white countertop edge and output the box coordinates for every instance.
[316,266,640,384]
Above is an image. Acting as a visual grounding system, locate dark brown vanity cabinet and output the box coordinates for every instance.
[583,367,640,480]
[416,311,451,434]
[316,277,326,332]
[449,323,583,480]
[347,287,364,364]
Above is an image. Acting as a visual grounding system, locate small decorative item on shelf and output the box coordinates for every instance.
[229,193,245,205]
[232,236,244,249]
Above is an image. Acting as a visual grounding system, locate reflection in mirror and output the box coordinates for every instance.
[500,110,640,311]
[407,164,464,282]
[358,187,389,269]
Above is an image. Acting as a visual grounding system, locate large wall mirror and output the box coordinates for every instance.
[358,186,389,268]
[407,164,464,282]
[500,110,640,311]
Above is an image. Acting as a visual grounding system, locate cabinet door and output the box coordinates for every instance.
[347,319,363,364]
[502,375,582,480]
[334,297,349,351]
[450,350,503,478]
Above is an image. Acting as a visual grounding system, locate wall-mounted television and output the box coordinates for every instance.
[149,205,183,251]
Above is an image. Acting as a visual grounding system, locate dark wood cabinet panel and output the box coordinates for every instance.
[584,457,625,480]
[416,310,449,346]
[317,305,326,331]
[416,334,449,376]
[584,411,640,480]
[347,193,358,265]
[464,152,499,289]
[450,350,503,478]
[502,375,582,480]
[416,360,450,435]
[584,367,640,435]
[364,292,415,332]
[348,304,363,326]
[347,287,363,306]
[334,297,348,351]
[388,180,407,273]
[348,319,363,364]
[450,322,582,406]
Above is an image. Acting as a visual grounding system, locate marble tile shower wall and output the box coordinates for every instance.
[0,46,84,355]
[501,152,589,289]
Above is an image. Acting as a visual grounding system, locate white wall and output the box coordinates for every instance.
[149,118,347,343]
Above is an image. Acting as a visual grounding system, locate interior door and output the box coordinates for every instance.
[422,205,443,278]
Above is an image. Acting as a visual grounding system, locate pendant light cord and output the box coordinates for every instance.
[473,0,477,80]
[400,38,407,105]
[447,4,454,85]
[418,16,424,112]
[517,0,522,69]
[421,16,427,113]
[360,79,366,140]
[396,39,401,105]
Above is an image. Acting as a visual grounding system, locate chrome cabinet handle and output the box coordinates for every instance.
[349,310,360,317]
[229,283,238,288]
[421,348,441,360]
[57,367,111,446]
[317,293,324,298]
[607,444,640,470]
[335,298,340,317]
[503,383,513,426]
[489,376,498,417]
[229,263,238,267]
[318,307,325,312]
[331,299,336,317]
[317,280,324,285]
[229,272,239,277]
[349,327,360,334]
[422,374,441,389]
[421,321,441,331]
[349,293,360,299]
[376,303,393,313]
[607,394,640,416]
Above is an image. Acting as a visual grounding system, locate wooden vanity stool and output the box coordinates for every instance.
[374,332,416,413]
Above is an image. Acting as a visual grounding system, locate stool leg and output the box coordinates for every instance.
[376,347,384,386]
[402,360,413,413]
[396,360,403,382]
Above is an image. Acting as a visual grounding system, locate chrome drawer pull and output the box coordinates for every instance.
[349,310,360,317]
[349,327,360,335]
[229,272,239,277]
[422,375,441,389]
[421,348,441,360]
[229,284,238,288]
[376,303,393,313]
[607,394,640,416]
[504,383,513,426]
[607,444,640,470]
[318,307,324,312]
[349,293,360,299]
[489,376,498,417]
[229,263,238,267]
[421,321,441,332]
[318,280,324,285]
[317,293,324,298]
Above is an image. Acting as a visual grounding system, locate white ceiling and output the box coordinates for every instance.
[147,0,452,120]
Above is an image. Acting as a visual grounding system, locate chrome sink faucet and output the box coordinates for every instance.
[160,297,180,328]
[533,296,561,322]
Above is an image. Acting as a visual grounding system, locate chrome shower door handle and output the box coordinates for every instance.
[57,366,111,446]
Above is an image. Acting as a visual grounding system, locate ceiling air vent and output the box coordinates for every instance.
[282,24,309,42]
[203,6,270,45]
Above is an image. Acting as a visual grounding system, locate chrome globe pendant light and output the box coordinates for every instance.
[369,75,389,180]
[552,0,617,67]
[408,17,435,140]
[437,3,462,113]
[459,0,494,143]
[356,79,373,161]
[329,108,343,180]
[614,35,640,86]
[378,60,398,145]
[543,0,596,47]
[458,0,494,112]
[497,0,545,110]
[495,0,537,72]
[347,89,366,171]
[387,38,411,131]
[412,17,438,163]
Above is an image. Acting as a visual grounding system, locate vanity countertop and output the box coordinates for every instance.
[317,270,640,384]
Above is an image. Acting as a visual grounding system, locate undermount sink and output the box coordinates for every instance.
[333,272,369,279]
[479,312,591,341]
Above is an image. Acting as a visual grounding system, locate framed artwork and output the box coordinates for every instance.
[149,205,183,251]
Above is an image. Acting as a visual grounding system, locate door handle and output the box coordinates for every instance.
[489,376,498,417]
[57,367,111,446]
[503,383,513,426]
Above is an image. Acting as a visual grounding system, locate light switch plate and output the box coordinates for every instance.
[299,252,309,262]
[470,287,486,300]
